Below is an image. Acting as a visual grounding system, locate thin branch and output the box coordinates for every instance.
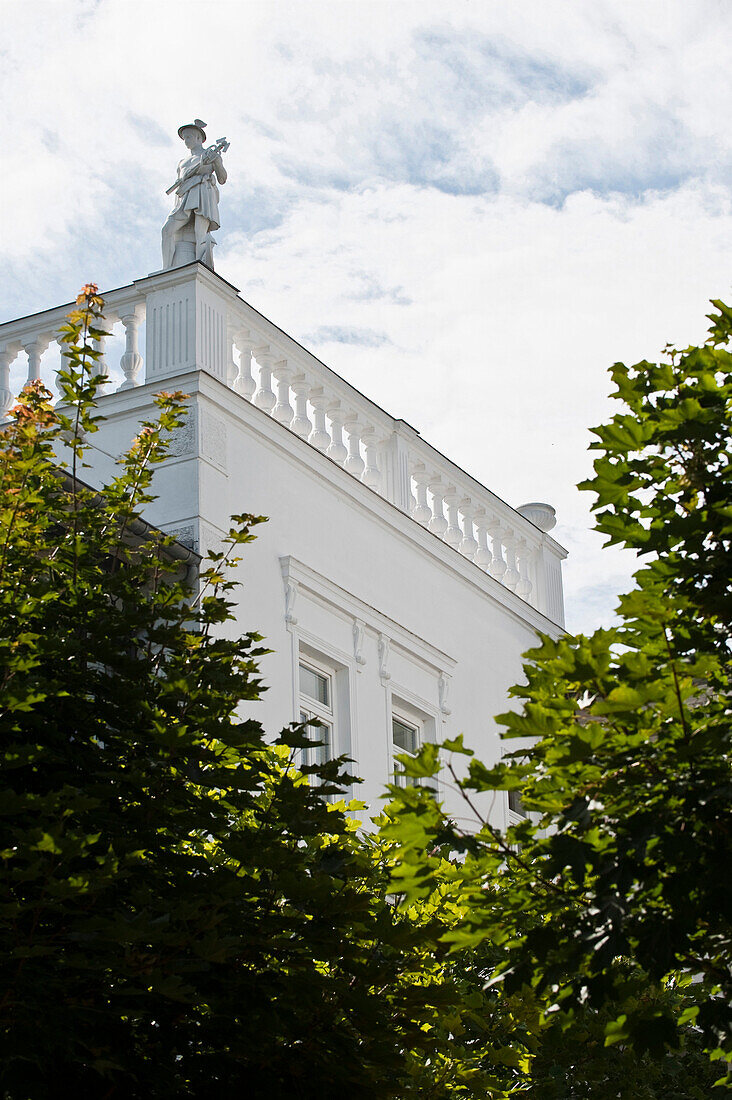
[663,627,690,739]
[446,762,584,902]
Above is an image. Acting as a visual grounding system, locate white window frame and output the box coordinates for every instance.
[298,655,335,769]
[391,708,423,789]
[501,742,529,826]
[281,556,455,804]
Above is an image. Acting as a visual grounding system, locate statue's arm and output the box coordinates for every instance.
[177,160,199,184]
[214,156,227,185]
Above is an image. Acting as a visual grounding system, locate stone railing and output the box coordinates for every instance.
[0,278,147,416]
[0,262,566,624]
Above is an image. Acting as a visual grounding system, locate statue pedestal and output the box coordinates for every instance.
[143,262,240,385]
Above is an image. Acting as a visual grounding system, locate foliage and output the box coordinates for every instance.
[383,299,732,1090]
[3,285,727,1097]
[403,941,718,1098]
[0,288,459,1099]
[529,982,719,1099]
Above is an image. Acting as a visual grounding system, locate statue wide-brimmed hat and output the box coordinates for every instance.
[178,119,207,141]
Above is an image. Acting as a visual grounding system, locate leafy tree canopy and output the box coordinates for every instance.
[384,298,732,1091]
[0,288,459,1099]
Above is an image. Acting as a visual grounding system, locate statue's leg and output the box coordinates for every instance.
[162,212,188,269]
[194,214,212,267]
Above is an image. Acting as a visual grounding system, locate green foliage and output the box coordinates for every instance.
[383,299,732,1091]
[0,288,457,1098]
[4,286,728,1097]
[405,943,718,1098]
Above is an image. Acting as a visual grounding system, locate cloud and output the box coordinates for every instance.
[415,28,594,108]
[127,112,173,148]
[346,274,412,306]
[305,326,392,348]
[564,579,624,636]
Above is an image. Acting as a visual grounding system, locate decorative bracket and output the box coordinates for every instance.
[284,579,298,628]
[352,618,366,666]
[378,633,391,683]
[438,671,452,717]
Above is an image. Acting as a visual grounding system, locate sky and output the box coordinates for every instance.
[2,0,732,632]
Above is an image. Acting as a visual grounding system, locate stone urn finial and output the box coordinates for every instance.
[517,502,557,532]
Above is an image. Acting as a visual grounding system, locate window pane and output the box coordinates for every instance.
[508,790,526,816]
[302,714,331,766]
[393,716,420,788]
[393,763,420,789]
[299,663,330,706]
[392,716,418,755]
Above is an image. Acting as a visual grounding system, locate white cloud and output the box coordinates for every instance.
[2,0,731,631]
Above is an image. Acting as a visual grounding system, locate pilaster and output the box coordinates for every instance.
[382,419,420,513]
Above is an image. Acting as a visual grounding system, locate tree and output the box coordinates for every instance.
[0,287,459,1099]
[384,298,732,1089]
[5,287,726,1098]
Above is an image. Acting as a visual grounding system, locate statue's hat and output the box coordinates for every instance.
[178,119,207,141]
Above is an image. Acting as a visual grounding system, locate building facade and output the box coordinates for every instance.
[0,259,566,824]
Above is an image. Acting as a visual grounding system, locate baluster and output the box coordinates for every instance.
[411,464,432,525]
[272,360,294,426]
[308,387,330,451]
[23,337,49,388]
[428,479,448,537]
[326,402,347,463]
[487,521,507,582]
[290,374,312,438]
[233,330,256,400]
[502,529,520,591]
[92,331,110,383]
[459,498,478,560]
[360,427,381,490]
[55,334,67,397]
[515,539,534,601]
[344,417,365,477]
[253,346,276,412]
[474,511,493,571]
[443,488,462,549]
[119,312,143,390]
[0,347,16,417]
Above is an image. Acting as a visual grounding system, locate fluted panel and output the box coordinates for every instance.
[198,299,226,381]
[149,295,190,377]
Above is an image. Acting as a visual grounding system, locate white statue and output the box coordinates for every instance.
[162,120,229,270]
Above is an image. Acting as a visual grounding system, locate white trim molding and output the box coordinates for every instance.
[280,555,457,679]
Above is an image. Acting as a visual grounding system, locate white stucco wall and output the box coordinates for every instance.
[87,369,563,826]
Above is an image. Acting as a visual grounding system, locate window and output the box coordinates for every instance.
[299,660,333,767]
[508,789,526,816]
[392,713,420,787]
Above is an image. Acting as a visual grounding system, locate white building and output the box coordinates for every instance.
[0,258,566,825]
